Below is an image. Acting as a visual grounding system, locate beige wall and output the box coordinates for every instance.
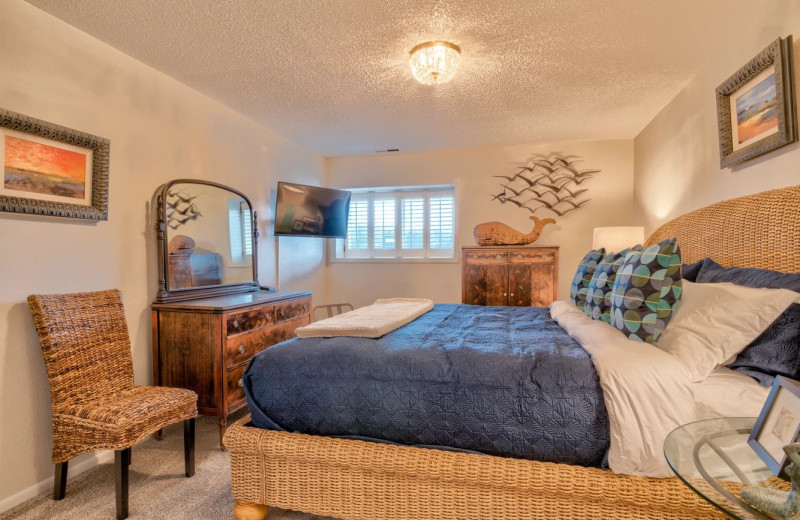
[634,0,800,231]
[326,140,635,308]
[0,0,326,508]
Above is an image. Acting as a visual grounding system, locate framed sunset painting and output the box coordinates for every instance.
[0,109,109,219]
[716,36,797,168]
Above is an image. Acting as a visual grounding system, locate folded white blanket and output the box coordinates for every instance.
[296,298,434,338]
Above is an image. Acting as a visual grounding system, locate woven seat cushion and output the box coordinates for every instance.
[60,386,197,428]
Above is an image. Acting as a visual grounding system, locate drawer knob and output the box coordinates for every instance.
[503,292,507,296]
[238,345,245,354]
[541,255,548,260]
[233,319,239,328]
[472,255,477,259]
[510,293,514,297]
[237,378,244,388]
[496,254,502,259]
[517,255,522,259]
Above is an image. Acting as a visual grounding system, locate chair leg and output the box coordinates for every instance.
[53,461,68,500]
[115,448,130,520]
[184,418,195,477]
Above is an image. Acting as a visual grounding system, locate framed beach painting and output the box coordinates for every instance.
[716,36,796,168]
[0,109,109,220]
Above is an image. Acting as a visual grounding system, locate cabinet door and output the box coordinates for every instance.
[508,264,532,306]
[464,264,508,305]
[509,262,555,306]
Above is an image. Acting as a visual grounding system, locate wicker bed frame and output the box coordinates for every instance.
[225,185,800,520]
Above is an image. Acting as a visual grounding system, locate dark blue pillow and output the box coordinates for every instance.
[681,259,707,282]
[696,259,800,387]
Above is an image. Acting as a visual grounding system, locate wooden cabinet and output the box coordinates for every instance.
[151,290,311,447]
[462,246,558,306]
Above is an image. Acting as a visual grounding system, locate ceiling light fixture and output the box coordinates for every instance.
[409,41,461,85]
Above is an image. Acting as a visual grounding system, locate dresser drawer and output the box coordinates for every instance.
[226,305,274,336]
[225,316,306,368]
[510,250,556,264]
[274,298,310,323]
[464,251,509,264]
[226,364,248,408]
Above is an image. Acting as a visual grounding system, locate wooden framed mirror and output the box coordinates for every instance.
[153,179,259,303]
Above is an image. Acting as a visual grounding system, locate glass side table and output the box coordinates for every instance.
[664,417,789,520]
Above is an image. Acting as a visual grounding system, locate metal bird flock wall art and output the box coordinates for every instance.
[166,191,202,230]
[491,153,600,217]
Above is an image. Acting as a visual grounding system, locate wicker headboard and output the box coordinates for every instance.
[645,185,800,273]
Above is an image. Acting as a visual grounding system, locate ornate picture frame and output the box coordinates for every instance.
[716,36,797,168]
[0,108,109,220]
[748,376,800,477]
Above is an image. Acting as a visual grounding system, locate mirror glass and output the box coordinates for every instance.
[164,182,255,291]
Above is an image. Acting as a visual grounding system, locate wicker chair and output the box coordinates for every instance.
[27,289,198,520]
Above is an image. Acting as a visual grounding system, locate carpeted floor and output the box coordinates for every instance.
[1,415,335,519]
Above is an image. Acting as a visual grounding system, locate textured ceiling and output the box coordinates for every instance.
[28,0,755,157]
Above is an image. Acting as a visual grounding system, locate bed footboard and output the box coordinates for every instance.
[224,415,724,520]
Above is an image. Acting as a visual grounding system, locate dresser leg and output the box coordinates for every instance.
[219,417,228,450]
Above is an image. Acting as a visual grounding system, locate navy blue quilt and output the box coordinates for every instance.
[243,304,609,467]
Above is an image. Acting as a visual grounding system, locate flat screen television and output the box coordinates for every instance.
[274,182,351,238]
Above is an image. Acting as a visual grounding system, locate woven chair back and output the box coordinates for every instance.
[646,184,800,273]
[28,289,135,409]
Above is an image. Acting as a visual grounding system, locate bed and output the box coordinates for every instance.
[224,184,800,520]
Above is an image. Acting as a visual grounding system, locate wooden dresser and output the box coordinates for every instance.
[461,246,558,306]
[151,290,311,447]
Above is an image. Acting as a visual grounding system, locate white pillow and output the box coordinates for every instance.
[657,281,800,382]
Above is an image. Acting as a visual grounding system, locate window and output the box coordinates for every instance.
[229,198,253,264]
[334,185,456,261]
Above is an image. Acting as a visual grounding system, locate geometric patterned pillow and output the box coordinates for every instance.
[584,245,643,323]
[569,248,606,313]
[609,238,683,344]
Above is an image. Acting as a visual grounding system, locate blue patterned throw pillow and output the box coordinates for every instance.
[609,238,682,344]
[569,248,606,312]
[585,245,643,323]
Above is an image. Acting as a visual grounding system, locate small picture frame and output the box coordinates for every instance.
[0,108,109,220]
[748,376,800,476]
[716,36,797,168]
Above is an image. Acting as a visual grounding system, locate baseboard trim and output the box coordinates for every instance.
[0,450,113,514]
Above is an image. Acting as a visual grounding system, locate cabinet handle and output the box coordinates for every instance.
[541,255,548,260]
[510,293,514,297]
[472,255,477,259]
[517,255,522,259]
[303,304,308,312]
[237,378,244,388]
[503,292,507,296]
[238,345,245,354]
[232,319,239,328]
[496,254,502,259]
[280,308,286,318]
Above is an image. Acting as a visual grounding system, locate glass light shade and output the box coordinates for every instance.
[592,226,645,253]
[409,41,461,85]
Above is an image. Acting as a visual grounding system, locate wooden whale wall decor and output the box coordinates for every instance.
[474,216,556,246]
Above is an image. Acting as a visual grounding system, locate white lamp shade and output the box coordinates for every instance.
[592,226,645,253]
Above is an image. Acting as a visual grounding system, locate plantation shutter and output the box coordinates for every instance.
[344,193,369,258]
[372,194,397,257]
[336,185,455,260]
[427,192,454,257]
[400,193,425,257]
